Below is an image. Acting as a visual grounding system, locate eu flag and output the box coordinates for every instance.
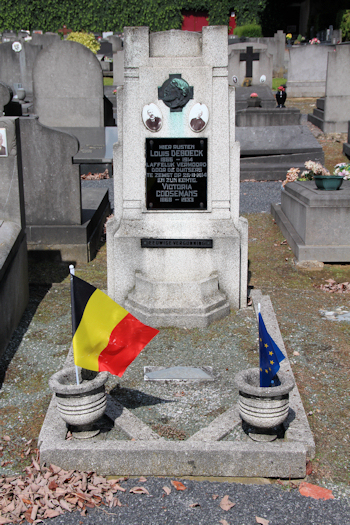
[259,312,285,387]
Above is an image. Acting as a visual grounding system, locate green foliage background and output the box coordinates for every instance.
[0,0,267,33]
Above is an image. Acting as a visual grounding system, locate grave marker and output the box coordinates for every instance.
[107,26,248,328]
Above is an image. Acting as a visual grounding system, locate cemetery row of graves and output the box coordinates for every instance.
[0,25,349,523]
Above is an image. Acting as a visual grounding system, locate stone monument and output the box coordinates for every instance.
[0,117,29,357]
[107,26,248,328]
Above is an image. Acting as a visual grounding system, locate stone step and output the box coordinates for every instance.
[307,113,324,131]
[316,97,325,111]
[312,107,324,120]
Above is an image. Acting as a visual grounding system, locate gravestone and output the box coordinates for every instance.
[110,35,124,86]
[30,32,60,48]
[107,26,248,328]
[33,40,103,127]
[0,117,29,358]
[0,41,43,96]
[33,39,115,175]
[19,116,111,262]
[228,43,273,89]
[308,45,350,133]
[287,45,334,98]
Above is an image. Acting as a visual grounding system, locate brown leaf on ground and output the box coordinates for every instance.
[219,520,230,525]
[2,436,11,442]
[212,494,219,500]
[189,502,200,507]
[299,482,334,500]
[219,495,235,511]
[256,517,269,525]
[129,486,149,495]
[171,480,187,491]
[162,486,171,495]
[138,476,147,483]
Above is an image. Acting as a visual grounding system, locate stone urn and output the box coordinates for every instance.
[49,367,109,439]
[234,368,295,439]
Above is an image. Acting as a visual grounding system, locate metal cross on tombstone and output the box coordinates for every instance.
[240,46,260,78]
[58,25,72,37]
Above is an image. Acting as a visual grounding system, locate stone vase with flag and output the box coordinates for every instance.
[49,272,159,438]
[234,307,294,441]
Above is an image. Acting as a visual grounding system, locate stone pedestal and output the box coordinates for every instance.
[107,26,248,328]
[271,180,350,262]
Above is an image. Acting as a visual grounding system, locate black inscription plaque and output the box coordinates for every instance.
[141,239,213,248]
[146,138,207,210]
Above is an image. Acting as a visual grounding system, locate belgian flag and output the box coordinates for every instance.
[71,275,159,377]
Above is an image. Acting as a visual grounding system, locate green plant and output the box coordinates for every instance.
[340,9,350,41]
[233,24,263,38]
[66,31,100,53]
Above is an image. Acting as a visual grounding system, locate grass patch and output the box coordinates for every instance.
[272,77,286,90]
[103,77,114,86]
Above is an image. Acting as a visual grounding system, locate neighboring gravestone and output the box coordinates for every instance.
[287,44,334,97]
[228,43,273,88]
[0,117,29,358]
[110,35,124,86]
[107,26,248,328]
[308,45,350,133]
[0,82,12,112]
[19,116,111,262]
[272,181,350,262]
[33,40,104,127]
[30,32,60,48]
[0,41,43,96]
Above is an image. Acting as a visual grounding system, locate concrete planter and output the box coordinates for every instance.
[314,175,343,190]
[234,368,295,430]
[49,367,109,438]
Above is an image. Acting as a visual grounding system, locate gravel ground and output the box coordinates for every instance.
[24,477,349,525]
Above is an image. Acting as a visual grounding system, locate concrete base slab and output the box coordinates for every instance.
[26,187,111,263]
[39,290,315,479]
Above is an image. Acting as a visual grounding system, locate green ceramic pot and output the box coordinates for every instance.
[314,175,343,191]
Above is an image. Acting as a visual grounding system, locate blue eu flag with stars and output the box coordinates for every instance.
[259,312,285,387]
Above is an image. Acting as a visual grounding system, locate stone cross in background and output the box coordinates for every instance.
[240,46,259,77]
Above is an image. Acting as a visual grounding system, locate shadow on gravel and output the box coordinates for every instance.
[0,284,51,389]
[110,385,173,409]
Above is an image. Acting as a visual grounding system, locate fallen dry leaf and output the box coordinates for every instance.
[299,482,334,500]
[163,486,171,495]
[189,502,200,507]
[171,480,186,491]
[212,494,219,500]
[138,476,147,483]
[219,495,235,511]
[129,486,149,495]
[256,517,269,525]
[2,436,11,442]
[219,520,229,525]
[293,351,300,356]
[0,517,13,524]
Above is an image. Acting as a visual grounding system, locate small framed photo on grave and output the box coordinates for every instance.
[0,128,8,157]
[189,103,209,132]
[142,103,162,132]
